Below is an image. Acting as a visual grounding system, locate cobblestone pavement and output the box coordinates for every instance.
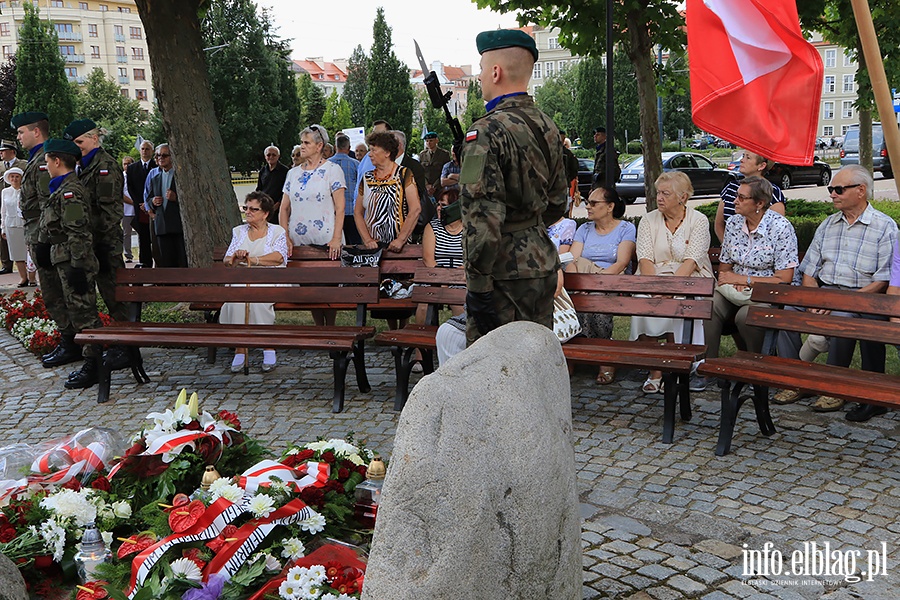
[1,318,899,599]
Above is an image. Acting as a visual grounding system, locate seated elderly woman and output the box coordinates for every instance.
[221,191,289,373]
[695,175,798,390]
[565,185,636,384]
[630,171,713,394]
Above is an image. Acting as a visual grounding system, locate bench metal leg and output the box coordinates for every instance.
[421,349,435,375]
[392,347,417,412]
[751,384,777,436]
[207,347,217,364]
[716,380,746,456]
[97,356,112,404]
[677,373,692,422]
[352,340,371,393]
[129,348,150,384]
[661,372,679,444]
[330,351,351,413]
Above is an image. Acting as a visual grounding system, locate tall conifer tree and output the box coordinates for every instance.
[364,8,413,136]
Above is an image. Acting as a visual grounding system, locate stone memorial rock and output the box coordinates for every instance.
[0,553,27,600]
[362,321,581,600]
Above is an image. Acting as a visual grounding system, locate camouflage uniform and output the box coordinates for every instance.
[22,145,70,333]
[79,147,127,321]
[459,94,567,344]
[41,172,100,356]
[419,145,451,192]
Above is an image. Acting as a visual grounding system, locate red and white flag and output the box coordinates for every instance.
[687,0,824,164]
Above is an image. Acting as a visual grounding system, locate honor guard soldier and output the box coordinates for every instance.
[42,138,103,389]
[64,118,130,370]
[458,29,567,344]
[419,131,451,198]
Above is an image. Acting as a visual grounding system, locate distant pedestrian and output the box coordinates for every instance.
[329,133,361,245]
[255,145,288,225]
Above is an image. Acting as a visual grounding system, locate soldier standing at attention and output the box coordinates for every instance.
[13,112,80,368]
[459,29,567,344]
[419,131,451,198]
[64,118,130,373]
[42,139,102,389]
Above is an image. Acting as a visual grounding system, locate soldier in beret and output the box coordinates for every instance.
[419,131,451,198]
[13,112,83,368]
[42,138,102,389]
[459,29,567,344]
[64,118,130,371]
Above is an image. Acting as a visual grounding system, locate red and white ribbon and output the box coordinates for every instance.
[238,460,330,494]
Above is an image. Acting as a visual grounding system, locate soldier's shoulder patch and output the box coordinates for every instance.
[63,191,74,199]
[99,169,109,176]
[465,130,478,142]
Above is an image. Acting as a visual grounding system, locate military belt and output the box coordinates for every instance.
[501,215,541,234]
[22,209,41,219]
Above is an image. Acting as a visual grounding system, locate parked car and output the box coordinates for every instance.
[728,156,832,189]
[690,135,716,150]
[576,157,595,197]
[616,152,738,203]
[840,123,893,178]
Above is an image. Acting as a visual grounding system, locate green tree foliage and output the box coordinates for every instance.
[0,57,17,142]
[364,7,414,136]
[475,0,687,210]
[74,68,143,160]
[461,80,485,130]
[297,73,327,128]
[138,107,166,155]
[344,45,368,127]
[202,0,301,171]
[322,89,353,134]
[574,57,605,147]
[535,64,578,137]
[658,49,695,143]
[15,2,76,136]
[418,89,455,144]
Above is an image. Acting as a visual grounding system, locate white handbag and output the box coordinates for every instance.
[553,288,582,343]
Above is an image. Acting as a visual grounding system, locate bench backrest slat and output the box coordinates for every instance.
[116,267,379,286]
[410,267,467,306]
[563,273,716,296]
[119,286,379,304]
[746,306,900,346]
[751,283,900,319]
[570,295,714,320]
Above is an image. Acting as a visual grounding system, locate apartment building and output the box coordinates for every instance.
[527,26,584,97]
[811,34,859,140]
[410,61,476,118]
[292,58,347,98]
[0,0,154,111]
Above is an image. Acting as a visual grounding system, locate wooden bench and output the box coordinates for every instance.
[562,273,715,444]
[373,267,467,410]
[697,283,900,456]
[74,266,380,412]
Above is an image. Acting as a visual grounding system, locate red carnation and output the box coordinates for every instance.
[91,476,111,492]
[300,486,325,508]
[183,547,207,570]
[337,468,350,481]
[217,410,241,430]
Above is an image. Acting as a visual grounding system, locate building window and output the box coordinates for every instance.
[533,63,541,79]
[0,23,8,37]
[118,67,127,78]
[50,0,63,6]
[129,26,142,39]
[90,46,100,58]
[842,101,853,119]
[823,76,835,93]
[843,51,854,67]
[3,45,13,59]
[120,89,129,98]
[116,46,125,56]
[59,45,76,56]
[558,60,567,73]
[545,61,554,78]
[823,126,834,136]
[841,124,851,135]
[843,74,854,93]
[88,24,98,37]
[823,101,834,120]
[824,49,836,68]
[55,23,74,34]
[114,25,123,36]
[135,89,148,101]
[132,47,144,60]
[133,68,145,81]
[119,6,131,12]
[548,37,558,50]
[65,67,77,77]
[79,2,88,8]
[99,4,108,11]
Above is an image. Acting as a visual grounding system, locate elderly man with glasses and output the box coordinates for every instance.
[143,144,186,267]
[255,145,288,225]
[775,164,898,421]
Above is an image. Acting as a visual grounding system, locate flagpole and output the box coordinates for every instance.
[849,0,900,198]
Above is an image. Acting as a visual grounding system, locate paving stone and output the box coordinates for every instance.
[667,574,707,596]
[637,564,678,580]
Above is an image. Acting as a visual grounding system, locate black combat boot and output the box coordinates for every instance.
[103,346,131,371]
[42,335,82,368]
[64,357,99,389]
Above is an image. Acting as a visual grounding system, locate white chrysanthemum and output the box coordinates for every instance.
[170,557,203,581]
[211,482,244,504]
[328,439,359,457]
[112,500,132,519]
[299,513,326,534]
[268,480,291,495]
[208,477,232,496]
[306,564,327,582]
[38,518,66,562]
[281,537,306,560]
[278,579,301,600]
[303,440,329,453]
[248,494,276,518]
[41,489,97,526]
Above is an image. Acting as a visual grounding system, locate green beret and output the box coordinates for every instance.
[10,111,49,130]
[476,29,538,62]
[423,132,438,140]
[63,118,97,141]
[44,138,82,159]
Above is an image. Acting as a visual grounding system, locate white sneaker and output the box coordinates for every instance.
[231,354,246,373]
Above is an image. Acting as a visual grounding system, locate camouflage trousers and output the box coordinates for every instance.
[95,241,128,321]
[37,263,70,336]
[466,273,556,345]
[56,261,101,358]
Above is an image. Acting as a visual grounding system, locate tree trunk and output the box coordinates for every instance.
[134,0,240,267]
[857,45,874,174]
[626,10,662,212]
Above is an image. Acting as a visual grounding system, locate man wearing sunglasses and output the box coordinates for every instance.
[776,164,898,422]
